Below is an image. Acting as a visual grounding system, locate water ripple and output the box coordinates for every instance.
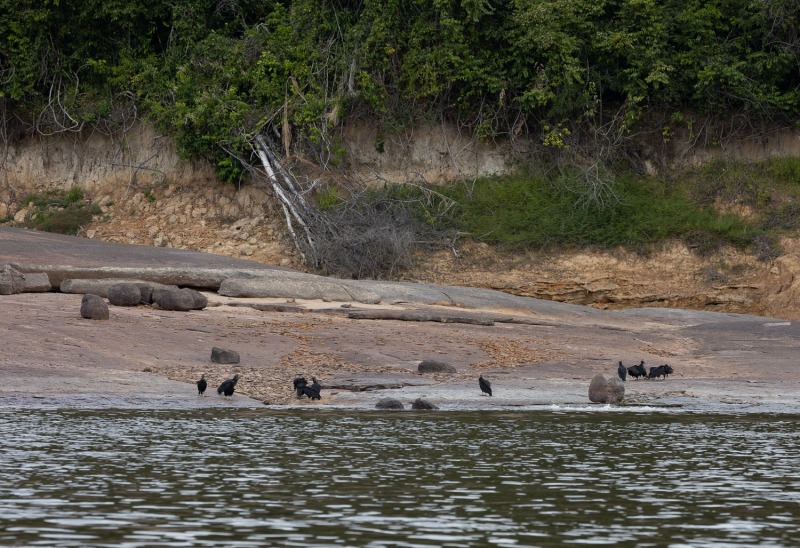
[1,410,799,546]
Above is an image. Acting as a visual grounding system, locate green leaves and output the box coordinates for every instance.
[1,0,797,183]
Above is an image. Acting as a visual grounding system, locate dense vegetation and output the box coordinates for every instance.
[441,157,800,260]
[2,0,799,275]
[2,0,798,173]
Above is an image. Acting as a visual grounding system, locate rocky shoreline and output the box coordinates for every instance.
[3,227,800,413]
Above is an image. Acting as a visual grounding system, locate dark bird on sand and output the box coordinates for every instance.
[197,374,207,396]
[301,378,321,400]
[627,360,647,380]
[293,376,307,397]
[479,375,492,396]
[217,374,240,398]
[648,365,667,380]
[617,361,627,381]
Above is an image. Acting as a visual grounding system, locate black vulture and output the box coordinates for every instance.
[197,374,207,396]
[293,376,308,397]
[310,376,321,394]
[663,364,675,378]
[479,375,492,396]
[217,374,240,398]
[627,360,646,380]
[617,361,627,381]
[301,384,321,400]
[648,365,667,380]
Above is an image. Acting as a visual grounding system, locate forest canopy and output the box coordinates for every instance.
[1,0,799,181]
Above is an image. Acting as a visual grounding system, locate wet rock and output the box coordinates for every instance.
[211,346,240,364]
[80,294,109,320]
[153,287,208,311]
[0,265,25,295]
[418,360,457,374]
[588,374,625,404]
[108,283,143,306]
[411,398,439,410]
[375,398,405,410]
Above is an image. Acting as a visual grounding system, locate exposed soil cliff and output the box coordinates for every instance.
[3,122,800,320]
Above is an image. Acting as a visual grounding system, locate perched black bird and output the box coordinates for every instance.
[293,376,308,397]
[197,374,207,396]
[217,374,240,399]
[310,376,321,395]
[648,365,667,380]
[663,364,675,378]
[479,375,492,396]
[617,361,627,381]
[627,360,646,380]
[301,379,321,401]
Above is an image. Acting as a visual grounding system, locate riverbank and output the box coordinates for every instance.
[2,228,800,413]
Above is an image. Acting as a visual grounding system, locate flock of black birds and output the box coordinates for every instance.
[618,360,674,381]
[194,363,672,404]
[195,373,323,401]
[195,373,241,399]
[293,376,322,400]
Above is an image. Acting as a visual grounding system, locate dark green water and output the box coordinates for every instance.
[1,409,799,547]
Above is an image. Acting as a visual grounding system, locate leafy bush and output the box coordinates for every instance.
[439,171,757,253]
[17,187,100,236]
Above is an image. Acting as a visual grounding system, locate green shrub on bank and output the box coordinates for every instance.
[17,187,101,236]
[438,168,764,254]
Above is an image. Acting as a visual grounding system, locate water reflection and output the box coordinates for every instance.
[1,410,799,547]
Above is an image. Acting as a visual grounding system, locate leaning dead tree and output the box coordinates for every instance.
[251,134,329,267]
[241,132,456,279]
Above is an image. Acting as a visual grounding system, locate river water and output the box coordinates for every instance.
[1,408,798,547]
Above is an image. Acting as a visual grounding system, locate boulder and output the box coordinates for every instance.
[411,397,439,410]
[21,272,51,293]
[219,272,355,301]
[153,287,208,311]
[108,283,143,306]
[80,294,109,320]
[418,360,457,374]
[588,374,625,404]
[375,398,405,410]
[211,346,240,364]
[0,265,25,295]
[60,278,170,299]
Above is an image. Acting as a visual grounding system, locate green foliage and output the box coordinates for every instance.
[1,0,798,181]
[315,186,342,211]
[439,171,757,252]
[18,188,101,236]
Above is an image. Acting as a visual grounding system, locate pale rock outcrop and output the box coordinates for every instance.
[588,374,625,404]
[210,347,240,364]
[0,265,25,295]
[418,360,457,374]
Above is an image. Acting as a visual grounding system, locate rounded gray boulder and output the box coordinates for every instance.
[588,374,625,404]
[80,294,109,320]
[108,283,143,306]
[375,398,405,410]
[411,398,439,410]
